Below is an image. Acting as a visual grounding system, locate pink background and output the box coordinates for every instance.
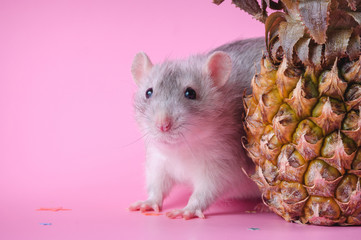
[0,0,359,239]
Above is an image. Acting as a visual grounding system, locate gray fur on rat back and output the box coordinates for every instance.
[212,37,264,94]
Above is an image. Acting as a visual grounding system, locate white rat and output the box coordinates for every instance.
[129,38,265,219]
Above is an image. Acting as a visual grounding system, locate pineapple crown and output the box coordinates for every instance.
[214,0,361,68]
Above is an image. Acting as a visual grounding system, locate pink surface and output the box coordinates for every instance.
[0,0,359,239]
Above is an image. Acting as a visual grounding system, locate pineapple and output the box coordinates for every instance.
[215,0,361,225]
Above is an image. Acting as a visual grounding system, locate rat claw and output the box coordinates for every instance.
[195,209,205,219]
[128,201,142,211]
[165,209,180,219]
[140,204,149,212]
[183,210,193,220]
[166,209,205,220]
[153,204,160,213]
[129,200,161,213]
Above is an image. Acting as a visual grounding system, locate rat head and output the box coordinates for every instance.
[131,51,232,146]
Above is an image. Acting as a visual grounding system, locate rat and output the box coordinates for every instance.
[129,37,265,219]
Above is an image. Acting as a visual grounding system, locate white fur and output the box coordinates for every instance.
[130,38,265,218]
[145,126,259,213]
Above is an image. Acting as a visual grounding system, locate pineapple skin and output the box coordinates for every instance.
[244,56,361,226]
[213,0,361,226]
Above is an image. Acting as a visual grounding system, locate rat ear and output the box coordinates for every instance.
[131,52,153,86]
[205,51,232,87]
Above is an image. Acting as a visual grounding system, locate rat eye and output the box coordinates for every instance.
[185,87,196,100]
[145,88,153,99]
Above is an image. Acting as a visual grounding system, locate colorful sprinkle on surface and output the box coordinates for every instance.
[36,207,72,212]
[142,212,163,216]
[39,223,52,226]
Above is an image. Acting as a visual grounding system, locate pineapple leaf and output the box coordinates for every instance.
[346,0,357,11]
[330,10,360,28]
[263,0,284,10]
[282,0,302,20]
[347,33,361,60]
[325,29,353,65]
[232,0,267,23]
[265,12,286,58]
[334,0,361,11]
[309,41,323,67]
[278,19,305,63]
[212,0,225,5]
[298,0,332,44]
[261,0,268,21]
[294,37,311,65]
[347,11,361,24]
[271,38,283,63]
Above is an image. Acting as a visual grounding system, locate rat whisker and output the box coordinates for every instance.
[122,132,150,148]
[144,134,153,147]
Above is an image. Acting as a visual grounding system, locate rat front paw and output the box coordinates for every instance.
[165,208,205,220]
[128,200,161,213]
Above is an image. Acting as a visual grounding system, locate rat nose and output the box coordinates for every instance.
[156,117,172,132]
